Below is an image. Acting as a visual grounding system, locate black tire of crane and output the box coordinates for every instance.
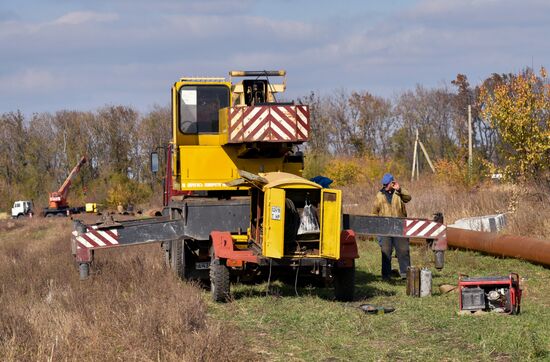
[170,239,186,279]
[333,261,356,302]
[284,198,300,244]
[210,261,230,302]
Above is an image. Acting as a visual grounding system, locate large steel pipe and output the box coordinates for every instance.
[446,227,550,266]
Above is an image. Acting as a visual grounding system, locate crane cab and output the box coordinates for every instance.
[169,71,308,193]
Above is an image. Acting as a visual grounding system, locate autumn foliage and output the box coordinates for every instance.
[1,67,548,214]
[479,67,550,180]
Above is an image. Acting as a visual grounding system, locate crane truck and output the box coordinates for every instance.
[45,156,87,217]
[71,71,448,301]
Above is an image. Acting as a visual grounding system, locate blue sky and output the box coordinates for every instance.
[1,0,548,114]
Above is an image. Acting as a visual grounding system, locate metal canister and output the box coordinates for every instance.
[434,250,445,270]
[406,266,420,297]
[420,268,432,297]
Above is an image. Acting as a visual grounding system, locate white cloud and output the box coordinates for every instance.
[1,0,549,113]
[164,14,316,42]
[0,68,65,93]
[52,11,118,26]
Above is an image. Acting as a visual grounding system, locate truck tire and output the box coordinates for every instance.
[170,239,186,279]
[210,261,230,302]
[333,261,355,302]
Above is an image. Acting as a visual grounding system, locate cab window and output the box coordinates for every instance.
[179,85,229,134]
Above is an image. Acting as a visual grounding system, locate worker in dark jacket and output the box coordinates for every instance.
[372,173,412,280]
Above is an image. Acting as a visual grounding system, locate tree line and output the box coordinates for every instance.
[0,68,548,211]
[0,105,170,210]
[302,69,549,184]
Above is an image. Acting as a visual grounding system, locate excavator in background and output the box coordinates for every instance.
[71,71,448,302]
[44,156,87,217]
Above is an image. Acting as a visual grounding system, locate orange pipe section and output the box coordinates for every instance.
[446,227,550,266]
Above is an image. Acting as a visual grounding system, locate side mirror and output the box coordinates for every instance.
[150,152,159,175]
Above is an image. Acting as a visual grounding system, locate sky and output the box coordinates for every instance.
[1,0,549,114]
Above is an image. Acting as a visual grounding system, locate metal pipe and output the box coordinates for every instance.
[446,227,550,266]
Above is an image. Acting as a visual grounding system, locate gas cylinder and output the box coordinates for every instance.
[420,268,432,297]
[406,266,420,297]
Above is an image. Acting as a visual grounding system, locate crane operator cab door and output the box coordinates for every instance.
[262,188,285,259]
[319,189,341,259]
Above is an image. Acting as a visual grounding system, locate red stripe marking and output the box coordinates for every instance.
[270,117,295,140]
[103,229,119,241]
[423,223,443,237]
[255,125,272,142]
[231,106,264,141]
[89,229,115,245]
[271,106,298,137]
[243,113,270,142]
[242,106,263,125]
[80,233,100,248]
[263,112,283,141]
[295,106,310,139]
[297,105,310,128]
[412,222,433,236]
[228,108,244,137]
[229,107,240,118]
[404,220,423,234]
[298,105,310,121]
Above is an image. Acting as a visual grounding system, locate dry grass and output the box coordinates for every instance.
[342,178,550,240]
[1,180,548,361]
[0,218,257,361]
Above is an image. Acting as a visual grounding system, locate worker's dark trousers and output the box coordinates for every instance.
[379,237,410,279]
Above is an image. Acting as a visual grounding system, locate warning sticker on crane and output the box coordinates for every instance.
[271,206,281,221]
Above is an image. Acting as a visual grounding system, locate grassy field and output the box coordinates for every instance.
[211,237,550,361]
[1,219,549,361]
[1,182,549,361]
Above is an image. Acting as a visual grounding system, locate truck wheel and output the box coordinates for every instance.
[210,261,230,302]
[170,239,186,279]
[46,213,53,218]
[333,261,355,302]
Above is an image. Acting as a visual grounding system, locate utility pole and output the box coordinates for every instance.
[411,129,435,182]
[468,105,472,180]
[411,130,418,182]
[418,139,435,173]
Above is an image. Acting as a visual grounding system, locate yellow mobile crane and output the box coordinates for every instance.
[71,71,447,302]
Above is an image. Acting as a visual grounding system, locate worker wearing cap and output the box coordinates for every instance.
[372,173,412,280]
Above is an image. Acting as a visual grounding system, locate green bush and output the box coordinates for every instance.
[106,173,152,208]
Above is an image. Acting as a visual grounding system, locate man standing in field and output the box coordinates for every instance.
[372,173,412,280]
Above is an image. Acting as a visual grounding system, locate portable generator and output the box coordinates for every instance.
[458,273,522,314]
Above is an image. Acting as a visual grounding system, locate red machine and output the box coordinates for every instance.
[44,156,87,217]
[458,273,522,314]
